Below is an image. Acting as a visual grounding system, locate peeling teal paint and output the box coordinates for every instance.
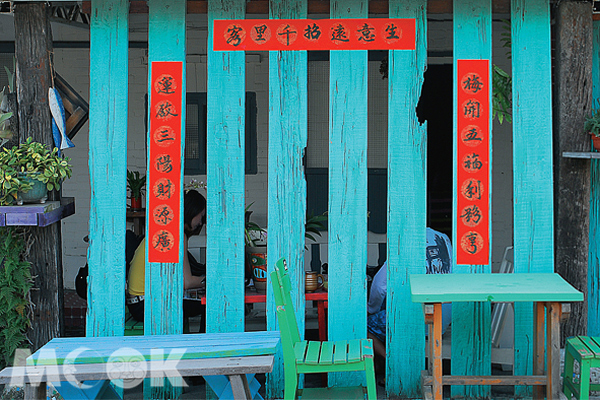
[451,0,492,398]
[387,0,427,397]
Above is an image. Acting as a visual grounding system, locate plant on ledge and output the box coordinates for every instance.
[0,137,72,206]
[126,170,146,210]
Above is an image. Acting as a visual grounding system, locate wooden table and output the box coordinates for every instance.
[186,287,329,341]
[409,273,583,400]
[0,331,280,400]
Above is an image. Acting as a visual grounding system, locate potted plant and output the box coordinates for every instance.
[126,170,146,210]
[585,106,600,151]
[0,137,72,206]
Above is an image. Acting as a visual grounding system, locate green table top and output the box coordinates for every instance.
[409,273,583,303]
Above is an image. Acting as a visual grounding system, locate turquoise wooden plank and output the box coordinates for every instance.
[589,21,600,336]
[409,273,583,303]
[146,0,186,337]
[206,0,246,335]
[451,0,492,397]
[147,2,186,397]
[511,0,554,396]
[27,331,281,365]
[266,0,308,398]
[87,0,129,338]
[387,0,427,397]
[328,0,368,389]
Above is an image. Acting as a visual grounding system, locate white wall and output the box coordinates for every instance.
[0,13,515,288]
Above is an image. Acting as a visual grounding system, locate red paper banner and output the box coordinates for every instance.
[148,61,183,263]
[456,59,490,265]
[213,18,415,51]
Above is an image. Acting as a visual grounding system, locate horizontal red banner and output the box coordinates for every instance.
[213,18,415,51]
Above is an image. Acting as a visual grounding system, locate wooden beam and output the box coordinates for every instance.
[82,0,512,14]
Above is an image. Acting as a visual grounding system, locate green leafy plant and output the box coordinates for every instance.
[0,89,14,148]
[585,105,600,138]
[4,56,15,94]
[305,212,327,244]
[0,137,72,206]
[492,65,512,124]
[126,170,146,199]
[0,227,33,370]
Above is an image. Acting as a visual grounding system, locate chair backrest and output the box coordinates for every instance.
[270,258,302,364]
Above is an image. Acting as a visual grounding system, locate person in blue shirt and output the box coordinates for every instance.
[367,228,453,375]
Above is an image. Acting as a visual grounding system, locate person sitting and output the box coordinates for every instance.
[367,227,453,375]
[126,189,207,331]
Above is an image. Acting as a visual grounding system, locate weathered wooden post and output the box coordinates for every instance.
[206,0,246,337]
[87,0,129,338]
[266,0,308,398]
[554,0,593,340]
[13,2,64,351]
[590,15,600,336]
[511,0,555,397]
[387,0,428,397]
[328,0,369,388]
[451,0,492,398]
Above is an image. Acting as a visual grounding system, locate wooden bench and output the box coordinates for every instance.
[0,331,280,400]
[563,336,600,400]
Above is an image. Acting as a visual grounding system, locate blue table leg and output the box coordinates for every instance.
[204,374,262,399]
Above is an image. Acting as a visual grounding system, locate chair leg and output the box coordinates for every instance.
[563,347,575,399]
[284,370,298,400]
[364,357,377,400]
[580,359,592,400]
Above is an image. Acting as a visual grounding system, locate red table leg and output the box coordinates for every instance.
[546,302,561,399]
[533,302,545,399]
[432,303,443,400]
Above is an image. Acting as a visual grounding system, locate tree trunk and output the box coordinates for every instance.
[553,0,593,340]
[14,3,64,350]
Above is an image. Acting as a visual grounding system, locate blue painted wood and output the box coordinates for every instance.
[87,0,129,338]
[206,0,246,336]
[511,0,554,397]
[589,21,600,336]
[266,1,308,398]
[328,0,368,388]
[147,1,186,397]
[451,0,492,397]
[28,331,281,364]
[146,0,186,337]
[387,0,427,397]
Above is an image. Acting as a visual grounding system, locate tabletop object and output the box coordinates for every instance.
[410,273,583,400]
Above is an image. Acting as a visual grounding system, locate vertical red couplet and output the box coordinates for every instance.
[456,59,490,265]
[148,61,183,263]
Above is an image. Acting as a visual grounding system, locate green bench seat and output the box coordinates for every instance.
[563,336,600,399]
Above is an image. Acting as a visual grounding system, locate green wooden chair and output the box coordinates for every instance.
[271,257,377,399]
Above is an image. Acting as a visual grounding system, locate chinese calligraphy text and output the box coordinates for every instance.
[213,18,416,51]
[456,60,490,265]
[148,61,183,263]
